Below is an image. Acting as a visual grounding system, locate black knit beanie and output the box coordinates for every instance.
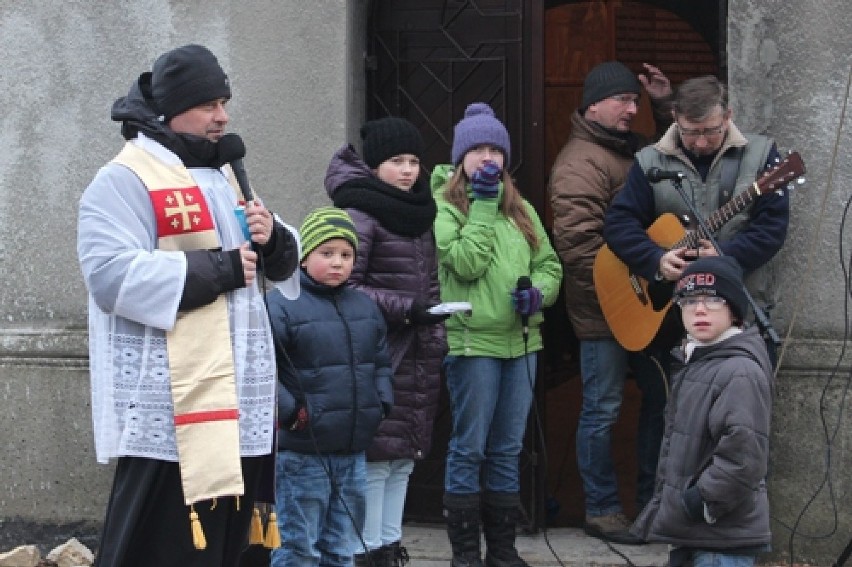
[360,117,424,168]
[152,44,231,121]
[674,256,749,322]
[581,61,641,111]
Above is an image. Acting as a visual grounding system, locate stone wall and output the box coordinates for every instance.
[729,0,852,563]
[0,0,357,529]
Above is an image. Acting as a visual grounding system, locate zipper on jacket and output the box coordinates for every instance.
[333,294,358,452]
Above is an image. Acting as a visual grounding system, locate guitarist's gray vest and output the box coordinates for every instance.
[636,132,778,311]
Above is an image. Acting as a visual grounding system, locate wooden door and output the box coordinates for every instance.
[365,0,722,528]
[367,0,548,527]
[542,0,721,526]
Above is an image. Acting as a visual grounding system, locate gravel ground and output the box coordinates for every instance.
[0,519,833,567]
[0,520,99,557]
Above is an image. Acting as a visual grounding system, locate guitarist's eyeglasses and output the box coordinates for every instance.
[676,122,726,139]
[675,295,727,311]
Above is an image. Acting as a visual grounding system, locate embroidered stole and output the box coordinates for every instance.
[113,143,244,506]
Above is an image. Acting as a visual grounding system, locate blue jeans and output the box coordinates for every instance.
[692,551,756,567]
[576,339,667,516]
[444,354,537,495]
[271,450,366,567]
[358,459,415,551]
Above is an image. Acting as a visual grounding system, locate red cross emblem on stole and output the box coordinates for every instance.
[150,187,215,237]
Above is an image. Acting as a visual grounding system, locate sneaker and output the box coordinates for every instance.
[583,512,646,545]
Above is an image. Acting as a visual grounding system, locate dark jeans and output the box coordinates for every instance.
[576,339,668,516]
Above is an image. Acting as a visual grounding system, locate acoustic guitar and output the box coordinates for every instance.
[593,151,805,352]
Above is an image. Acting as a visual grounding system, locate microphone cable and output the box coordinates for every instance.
[518,304,644,567]
[268,306,377,567]
[516,302,567,567]
[770,61,851,567]
[221,138,376,563]
[519,283,663,567]
[251,217,377,567]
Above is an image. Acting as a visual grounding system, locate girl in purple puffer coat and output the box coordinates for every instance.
[324,116,448,567]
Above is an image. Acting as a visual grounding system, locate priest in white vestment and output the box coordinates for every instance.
[77,44,299,567]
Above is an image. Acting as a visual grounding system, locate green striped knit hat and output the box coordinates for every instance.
[299,206,358,261]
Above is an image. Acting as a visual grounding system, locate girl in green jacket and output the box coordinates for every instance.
[431,102,562,567]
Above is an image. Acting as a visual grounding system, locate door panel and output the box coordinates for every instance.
[368,0,547,528]
[542,0,720,527]
[366,0,722,528]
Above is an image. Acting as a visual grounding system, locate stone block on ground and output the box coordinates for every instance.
[0,545,41,567]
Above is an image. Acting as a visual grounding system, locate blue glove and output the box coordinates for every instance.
[470,160,502,199]
[511,286,543,316]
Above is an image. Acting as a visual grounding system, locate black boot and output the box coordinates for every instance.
[482,492,530,567]
[384,541,410,566]
[444,492,483,567]
[354,547,389,567]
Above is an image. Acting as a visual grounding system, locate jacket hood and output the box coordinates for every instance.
[430,164,455,197]
[111,72,173,142]
[325,144,375,198]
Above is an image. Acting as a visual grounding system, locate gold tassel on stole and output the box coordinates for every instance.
[249,507,264,545]
[189,506,207,550]
[264,511,282,549]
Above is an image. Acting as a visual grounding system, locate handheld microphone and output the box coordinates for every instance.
[217,133,255,202]
[516,275,532,337]
[218,133,259,247]
[646,167,685,183]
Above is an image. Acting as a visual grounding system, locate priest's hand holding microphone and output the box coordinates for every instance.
[218,134,275,287]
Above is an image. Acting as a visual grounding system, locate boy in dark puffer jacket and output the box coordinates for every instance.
[267,206,394,567]
[632,256,774,567]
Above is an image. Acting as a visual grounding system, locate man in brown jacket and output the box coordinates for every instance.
[548,60,671,545]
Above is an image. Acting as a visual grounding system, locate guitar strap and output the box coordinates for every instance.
[718,146,744,207]
[651,147,741,352]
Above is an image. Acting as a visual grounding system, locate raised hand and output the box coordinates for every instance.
[470,160,502,199]
[638,63,672,100]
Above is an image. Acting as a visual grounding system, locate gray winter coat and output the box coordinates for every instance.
[632,326,774,550]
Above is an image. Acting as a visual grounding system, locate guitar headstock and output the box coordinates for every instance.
[757,151,806,195]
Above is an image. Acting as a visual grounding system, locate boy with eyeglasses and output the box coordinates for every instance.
[632,256,774,567]
[604,75,789,360]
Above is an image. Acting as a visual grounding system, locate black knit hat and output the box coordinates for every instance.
[152,44,231,121]
[581,61,641,111]
[674,256,749,322]
[360,117,424,168]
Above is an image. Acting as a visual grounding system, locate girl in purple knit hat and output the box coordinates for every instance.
[431,102,562,567]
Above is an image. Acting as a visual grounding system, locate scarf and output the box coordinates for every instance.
[332,175,436,237]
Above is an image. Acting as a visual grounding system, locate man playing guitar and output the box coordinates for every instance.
[603,75,790,363]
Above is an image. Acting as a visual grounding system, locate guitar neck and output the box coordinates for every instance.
[673,182,761,249]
